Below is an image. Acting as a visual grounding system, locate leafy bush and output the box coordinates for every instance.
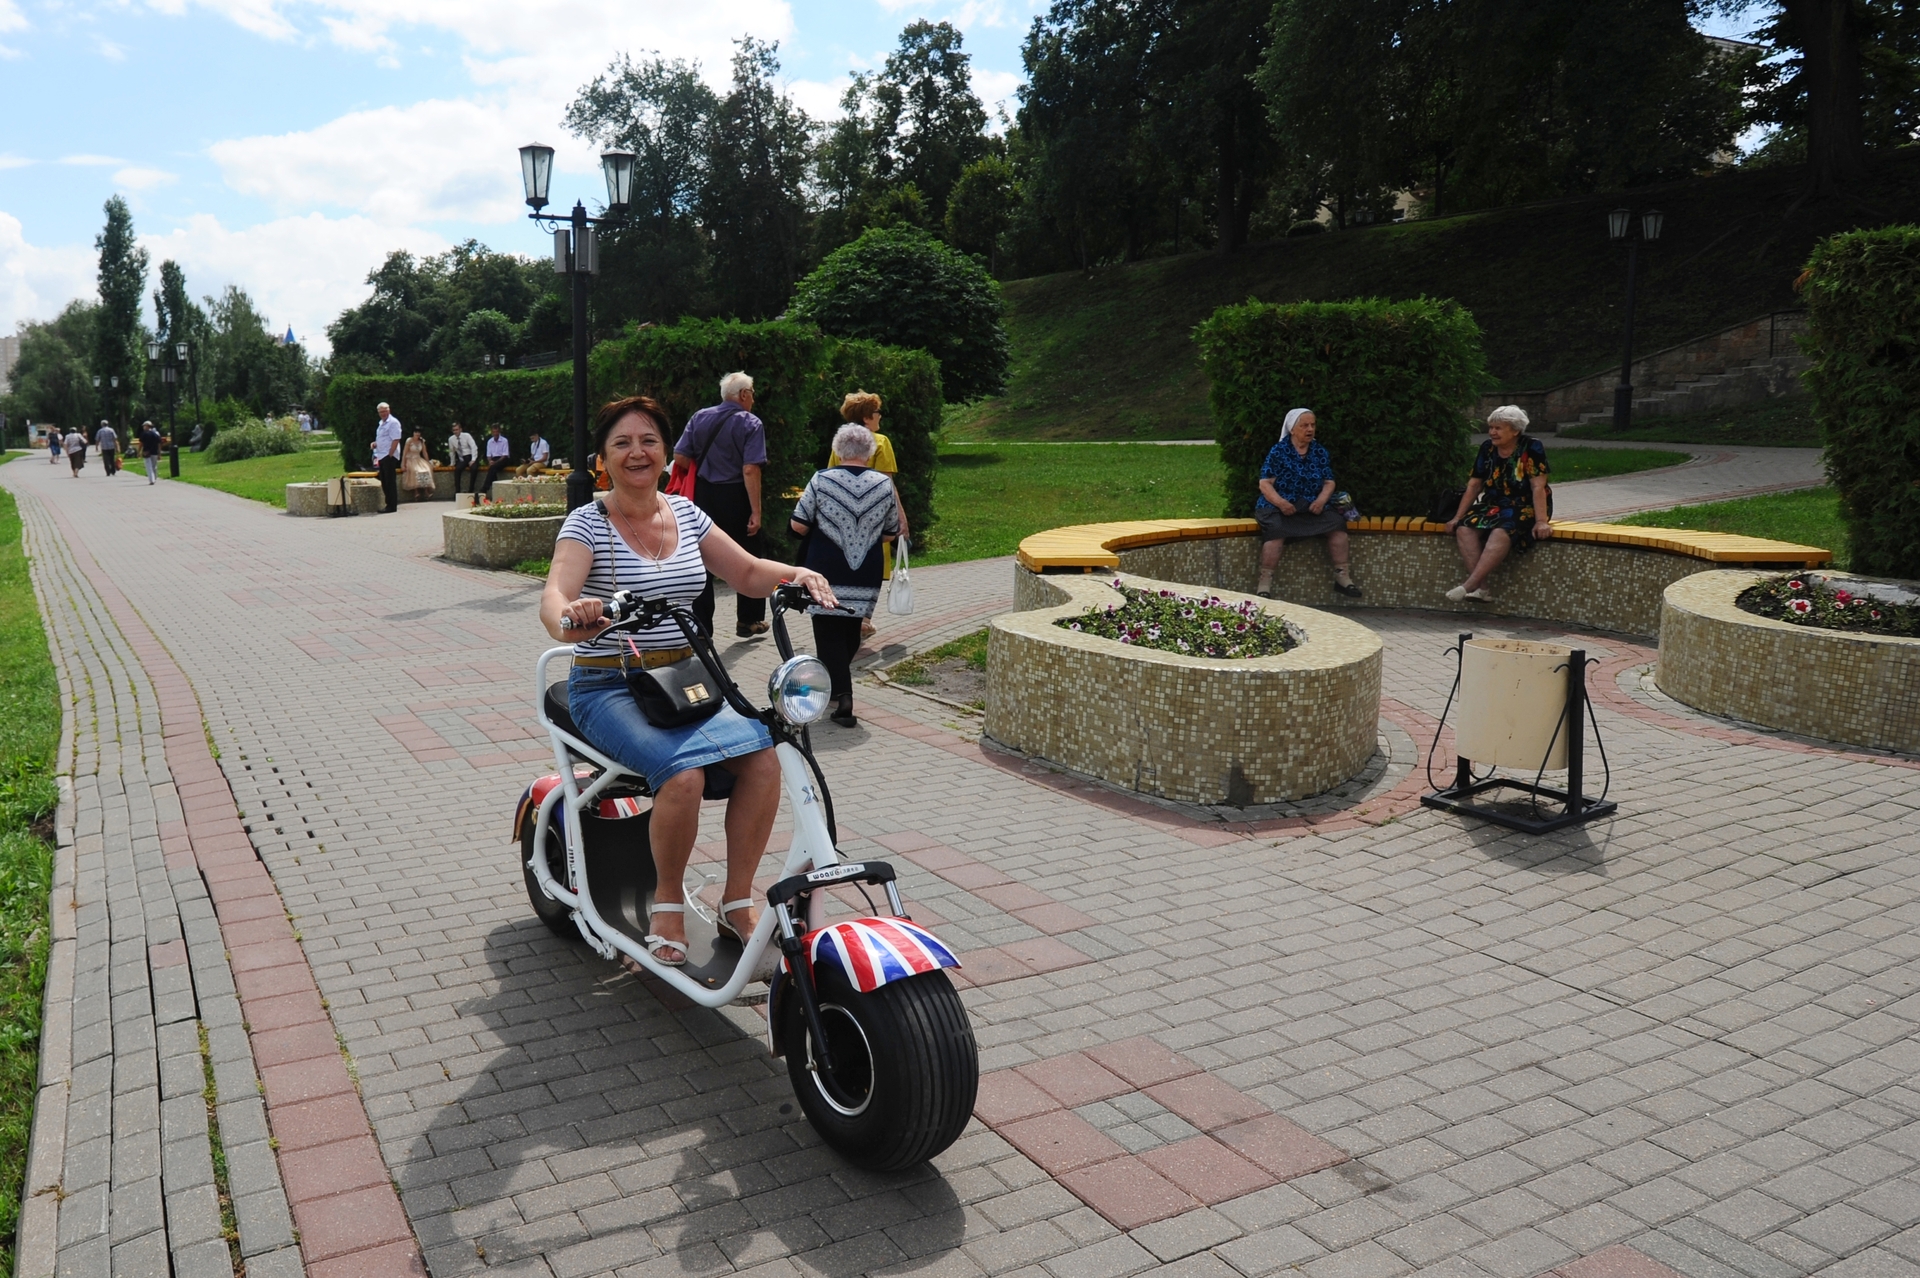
[1196,297,1487,518]
[201,396,259,446]
[1059,582,1298,658]
[327,318,944,540]
[208,420,300,463]
[1800,225,1920,577]
[789,225,1009,403]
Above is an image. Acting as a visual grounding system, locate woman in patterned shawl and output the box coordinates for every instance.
[1441,405,1552,602]
[789,424,901,727]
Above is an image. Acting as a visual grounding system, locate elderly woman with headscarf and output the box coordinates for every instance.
[790,424,901,728]
[1254,408,1361,599]
[1442,405,1552,602]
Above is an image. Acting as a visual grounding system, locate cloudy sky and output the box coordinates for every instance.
[0,0,1039,350]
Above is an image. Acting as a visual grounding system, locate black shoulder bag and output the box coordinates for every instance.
[602,503,727,729]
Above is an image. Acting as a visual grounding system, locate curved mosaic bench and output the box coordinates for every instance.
[1658,570,1920,754]
[985,573,1382,806]
[1015,517,1832,638]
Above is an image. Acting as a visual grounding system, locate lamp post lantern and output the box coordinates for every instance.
[148,340,186,477]
[518,143,634,511]
[1608,208,1664,432]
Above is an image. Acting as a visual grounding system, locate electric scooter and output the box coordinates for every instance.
[514,584,979,1169]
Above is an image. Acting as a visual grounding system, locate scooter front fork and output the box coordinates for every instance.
[776,897,838,1078]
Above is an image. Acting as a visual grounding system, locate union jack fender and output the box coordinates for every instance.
[512,766,643,841]
[765,917,961,1056]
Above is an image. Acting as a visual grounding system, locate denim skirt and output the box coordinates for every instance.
[568,668,774,793]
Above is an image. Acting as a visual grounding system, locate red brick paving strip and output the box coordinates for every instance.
[975,1038,1348,1230]
[1548,1245,1685,1278]
[40,502,426,1276]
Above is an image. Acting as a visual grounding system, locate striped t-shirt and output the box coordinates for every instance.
[557,496,715,654]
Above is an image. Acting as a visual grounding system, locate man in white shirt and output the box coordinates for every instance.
[448,422,479,493]
[372,402,403,513]
[481,425,511,497]
[518,431,551,477]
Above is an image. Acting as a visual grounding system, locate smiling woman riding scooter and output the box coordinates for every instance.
[539,396,837,966]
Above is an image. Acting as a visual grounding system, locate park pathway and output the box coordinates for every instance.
[9,455,1920,1278]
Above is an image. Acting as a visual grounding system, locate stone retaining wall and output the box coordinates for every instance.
[1017,531,1743,638]
[1657,571,1920,753]
[986,573,1382,805]
[442,510,565,569]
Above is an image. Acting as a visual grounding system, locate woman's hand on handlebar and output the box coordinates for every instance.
[786,567,838,611]
[559,597,609,636]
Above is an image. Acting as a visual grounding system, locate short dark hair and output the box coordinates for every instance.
[592,395,672,457]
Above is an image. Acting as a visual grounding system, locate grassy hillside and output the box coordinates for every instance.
[949,149,1920,441]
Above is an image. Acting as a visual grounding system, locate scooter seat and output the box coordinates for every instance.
[544,682,583,739]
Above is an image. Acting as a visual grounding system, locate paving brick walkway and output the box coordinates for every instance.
[7,458,1919,1278]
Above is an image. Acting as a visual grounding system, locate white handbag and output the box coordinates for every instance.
[888,537,914,615]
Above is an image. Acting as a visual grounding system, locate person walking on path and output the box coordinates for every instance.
[672,372,770,639]
[401,429,435,500]
[448,423,479,493]
[480,425,510,496]
[63,427,87,476]
[790,423,899,728]
[95,421,119,476]
[139,421,163,484]
[49,428,62,464]
[372,402,403,513]
[830,391,910,640]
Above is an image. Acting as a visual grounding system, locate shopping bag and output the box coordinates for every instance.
[888,537,914,615]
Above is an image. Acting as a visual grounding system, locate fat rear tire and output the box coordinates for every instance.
[783,962,978,1170]
[521,810,576,938]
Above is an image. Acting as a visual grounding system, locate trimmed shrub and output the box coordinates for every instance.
[208,420,300,463]
[1800,225,1920,577]
[325,318,943,542]
[1195,297,1488,518]
[789,225,1009,403]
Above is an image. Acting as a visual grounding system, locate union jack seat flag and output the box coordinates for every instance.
[513,768,646,839]
[802,917,961,993]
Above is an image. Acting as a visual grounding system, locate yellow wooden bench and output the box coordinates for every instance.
[1016,516,1831,572]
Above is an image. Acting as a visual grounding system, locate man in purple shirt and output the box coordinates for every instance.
[672,371,770,638]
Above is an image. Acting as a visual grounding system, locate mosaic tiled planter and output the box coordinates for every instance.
[285,479,381,516]
[442,509,564,570]
[489,478,568,504]
[986,573,1382,805]
[1658,570,1920,753]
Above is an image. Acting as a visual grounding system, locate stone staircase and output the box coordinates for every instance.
[1478,311,1810,434]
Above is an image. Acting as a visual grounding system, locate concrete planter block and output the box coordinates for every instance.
[987,573,1383,805]
[443,509,565,569]
[490,479,568,504]
[285,480,381,516]
[1658,570,1920,753]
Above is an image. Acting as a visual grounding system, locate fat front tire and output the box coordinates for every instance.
[784,962,979,1171]
[521,811,576,937]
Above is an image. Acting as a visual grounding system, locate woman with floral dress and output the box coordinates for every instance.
[1442,405,1552,601]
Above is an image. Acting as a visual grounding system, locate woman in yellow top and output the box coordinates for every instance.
[830,392,910,637]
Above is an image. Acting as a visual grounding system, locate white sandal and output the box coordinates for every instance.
[643,902,688,966]
[715,898,756,944]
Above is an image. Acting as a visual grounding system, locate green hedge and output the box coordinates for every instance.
[325,318,943,545]
[1801,226,1920,577]
[1195,297,1488,518]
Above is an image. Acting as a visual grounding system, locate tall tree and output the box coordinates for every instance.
[153,259,211,414]
[326,242,551,373]
[883,21,991,217]
[0,301,98,433]
[946,155,1023,274]
[93,195,149,430]
[700,38,814,320]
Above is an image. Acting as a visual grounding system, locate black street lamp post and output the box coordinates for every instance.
[517,143,635,512]
[1608,208,1665,432]
[148,341,188,476]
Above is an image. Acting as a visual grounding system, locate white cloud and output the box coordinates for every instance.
[973,67,1021,115]
[0,0,25,33]
[786,77,848,121]
[0,214,98,335]
[115,166,178,190]
[140,213,450,352]
[0,155,31,170]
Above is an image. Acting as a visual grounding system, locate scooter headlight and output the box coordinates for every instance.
[769,655,832,725]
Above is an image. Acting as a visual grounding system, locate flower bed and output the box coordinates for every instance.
[469,500,566,519]
[443,507,564,569]
[1060,582,1298,657]
[1738,573,1920,637]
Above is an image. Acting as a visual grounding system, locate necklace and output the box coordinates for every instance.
[611,495,674,567]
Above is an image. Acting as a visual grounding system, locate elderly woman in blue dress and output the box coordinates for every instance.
[1254,408,1361,599]
[790,424,901,729]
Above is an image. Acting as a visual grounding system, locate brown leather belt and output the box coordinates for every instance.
[573,646,693,670]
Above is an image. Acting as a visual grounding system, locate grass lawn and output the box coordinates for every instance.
[918,442,1683,564]
[0,487,60,1274]
[1616,486,1846,567]
[170,443,345,508]
[1560,396,1820,448]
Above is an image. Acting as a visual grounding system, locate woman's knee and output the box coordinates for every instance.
[657,767,706,805]
[722,747,779,783]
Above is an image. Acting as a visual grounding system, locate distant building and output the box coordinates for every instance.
[0,333,19,396]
